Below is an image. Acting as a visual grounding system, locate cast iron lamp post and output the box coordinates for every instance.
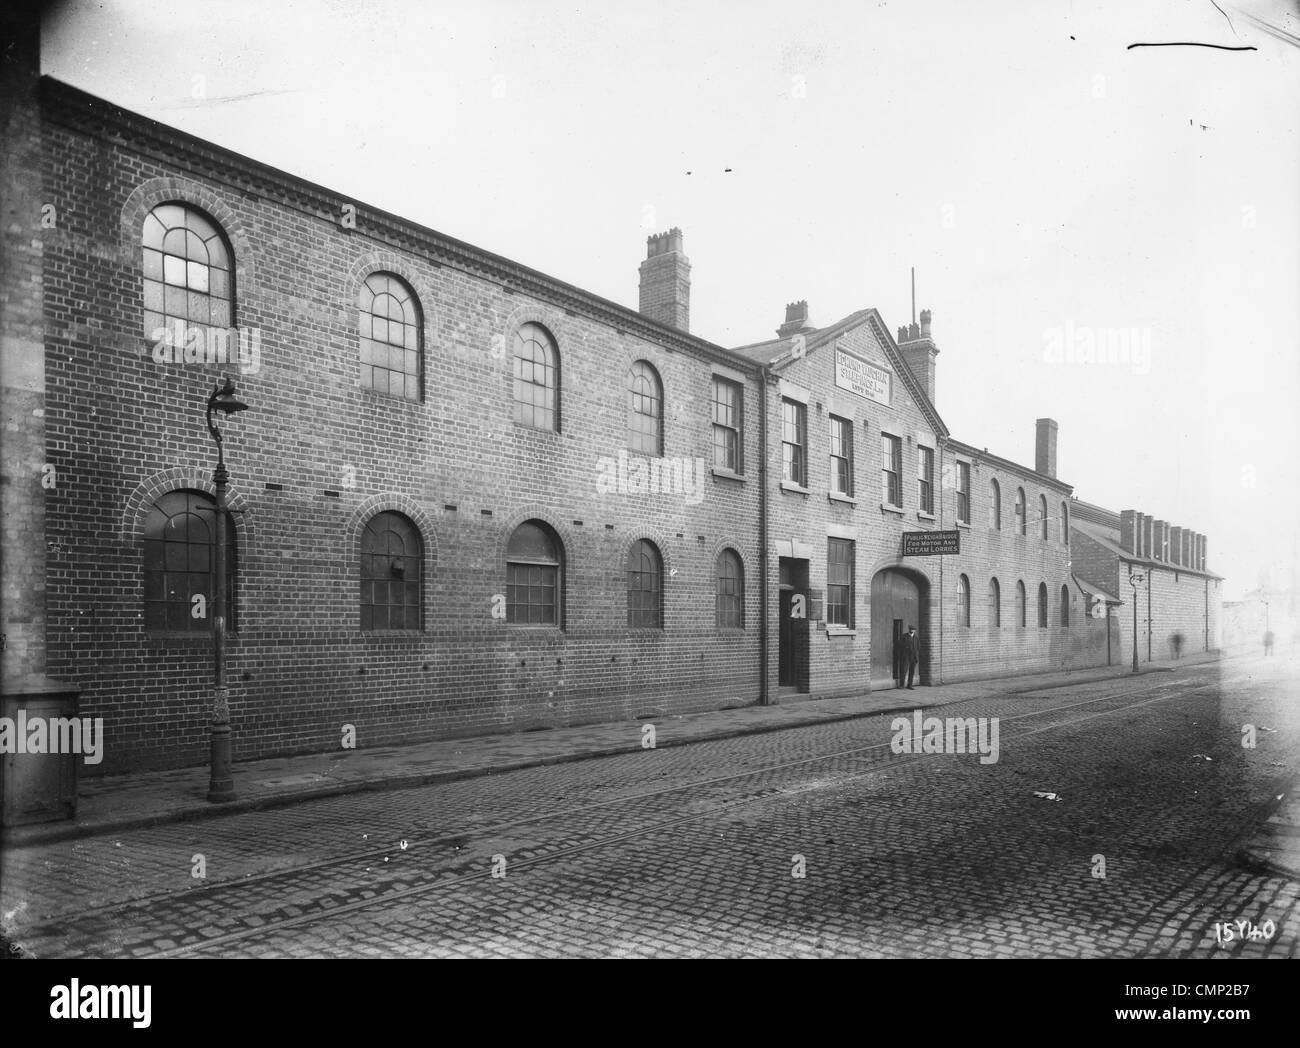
[205,377,248,803]
[1129,572,1145,674]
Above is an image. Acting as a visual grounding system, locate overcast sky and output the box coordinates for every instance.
[43,0,1300,601]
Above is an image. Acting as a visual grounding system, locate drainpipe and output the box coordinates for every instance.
[1146,572,1152,663]
[936,436,946,684]
[758,367,770,705]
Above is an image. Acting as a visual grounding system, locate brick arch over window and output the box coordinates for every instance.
[343,252,435,337]
[494,508,574,573]
[122,466,254,554]
[121,178,254,301]
[344,495,437,631]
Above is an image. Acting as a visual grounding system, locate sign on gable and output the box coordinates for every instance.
[834,347,891,405]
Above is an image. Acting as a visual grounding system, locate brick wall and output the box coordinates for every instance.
[37,82,762,773]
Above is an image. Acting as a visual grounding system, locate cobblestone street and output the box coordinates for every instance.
[3,655,1297,958]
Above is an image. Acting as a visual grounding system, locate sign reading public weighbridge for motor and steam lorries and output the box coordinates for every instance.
[901,530,961,556]
[834,345,891,405]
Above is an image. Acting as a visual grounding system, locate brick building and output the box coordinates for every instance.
[734,304,1114,698]
[0,18,1219,779]
[1069,499,1222,666]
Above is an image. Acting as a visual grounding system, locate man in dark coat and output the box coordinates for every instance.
[901,625,920,689]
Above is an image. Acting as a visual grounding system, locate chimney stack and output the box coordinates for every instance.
[638,228,690,332]
[777,300,816,339]
[1170,526,1184,566]
[1035,418,1059,478]
[1153,520,1168,561]
[1134,512,1147,558]
[1120,510,1137,554]
[897,308,939,405]
[1142,516,1153,561]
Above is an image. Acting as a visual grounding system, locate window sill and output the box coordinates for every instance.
[917,510,936,521]
[781,481,811,495]
[880,503,905,517]
[361,629,426,639]
[712,468,745,482]
[956,520,971,530]
[825,626,857,637]
[828,492,857,505]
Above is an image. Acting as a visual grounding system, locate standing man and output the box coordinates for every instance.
[902,625,920,689]
[1264,629,1274,656]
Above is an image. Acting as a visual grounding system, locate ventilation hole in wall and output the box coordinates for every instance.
[519,659,526,667]
[481,509,493,517]
[444,504,457,512]
[357,666,366,674]
[676,533,684,539]
[697,535,706,543]
[264,482,283,491]
[610,655,616,662]
[556,658,563,665]
[323,490,340,498]
[573,520,583,526]
[605,524,614,530]
[242,672,252,681]
[422,663,429,671]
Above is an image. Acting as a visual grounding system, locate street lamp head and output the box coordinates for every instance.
[210,377,248,416]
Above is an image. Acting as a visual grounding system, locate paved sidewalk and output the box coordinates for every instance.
[1,655,1221,847]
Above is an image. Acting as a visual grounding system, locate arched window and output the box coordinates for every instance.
[716,549,745,628]
[627,539,663,628]
[360,512,422,630]
[957,574,970,627]
[143,490,236,632]
[988,577,1001,627]
[1016,580,1027,627]
[1061,584,1071,626]
[506,520,563,624]
[1015,488,1026,535]
[142,203,233,340]
[628,360,663,455]
[513,323,559,430]
[359,273,421,401]
[1039,494,1049,540]
[989,479,1001,530]
[1038,582,1048,627]
[1060,501,1069,544]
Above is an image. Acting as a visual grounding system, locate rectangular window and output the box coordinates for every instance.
[956,461,971,524]
[829,415,853,496]
[781,398,807,487]
[712,377,743,473]
[881,433,902,507]
[826,538,854,627]
[918,445,934,514]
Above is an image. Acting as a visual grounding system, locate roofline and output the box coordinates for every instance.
[945,438,1074,494]
[762,308,950,438]
[1071,521,1224,581]
[38,77,761,376]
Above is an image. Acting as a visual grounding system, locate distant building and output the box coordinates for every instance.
[1069,500,1223,664]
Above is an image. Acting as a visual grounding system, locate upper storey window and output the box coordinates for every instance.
[359,273,422,401]
[513,323,559,430]
[142,203,232,339]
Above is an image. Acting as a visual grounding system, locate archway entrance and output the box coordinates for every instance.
[870,568,929,690]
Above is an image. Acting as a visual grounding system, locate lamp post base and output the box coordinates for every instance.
[207,721,236,803]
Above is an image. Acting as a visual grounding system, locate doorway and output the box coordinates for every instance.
[778,557,810,693]
[870,568,927,690]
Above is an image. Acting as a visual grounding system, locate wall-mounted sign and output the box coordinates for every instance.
[901,530,960,556]
[834,347,891,405]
